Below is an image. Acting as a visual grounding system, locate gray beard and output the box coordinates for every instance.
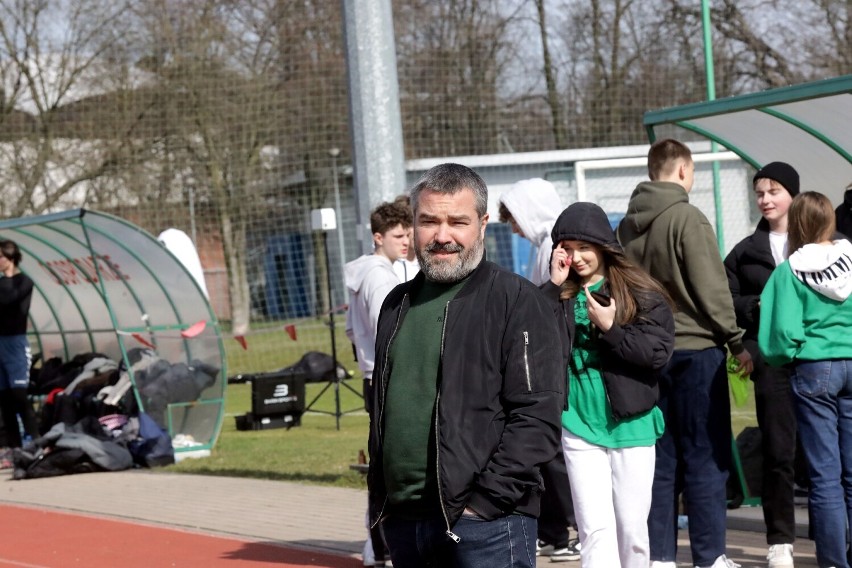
[416,235,484,283]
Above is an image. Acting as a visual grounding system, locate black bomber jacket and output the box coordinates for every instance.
[367,258,567,537]
[541,280,674,421]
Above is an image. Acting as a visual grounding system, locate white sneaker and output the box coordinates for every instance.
[767,544,794,567]
[695,554,741,568]
[536,539,555,556]
[362,538,375,566]
[650,562,677,568]
[550,538,581,562]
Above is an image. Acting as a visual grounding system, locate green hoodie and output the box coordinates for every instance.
[617,181,744,354]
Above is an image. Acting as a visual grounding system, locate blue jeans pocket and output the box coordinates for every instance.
[792,361,832,397]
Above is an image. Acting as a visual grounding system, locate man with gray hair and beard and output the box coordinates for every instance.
[367,163,566,567]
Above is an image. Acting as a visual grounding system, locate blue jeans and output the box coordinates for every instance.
[648,348,731,567]
[791,360,852,568]
[381,513,537,568]
[0,335,31,389]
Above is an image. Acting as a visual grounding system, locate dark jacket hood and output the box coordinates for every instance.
[551,201,620,250]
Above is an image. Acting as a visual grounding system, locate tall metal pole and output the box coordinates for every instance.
[330,148,347,291]
[702,0,725,252]
[341,0,407,256]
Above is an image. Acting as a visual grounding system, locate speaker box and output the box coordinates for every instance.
[250,370,306,418]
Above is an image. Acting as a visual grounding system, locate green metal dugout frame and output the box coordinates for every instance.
[0,209,226,454]
[644,74,852,205]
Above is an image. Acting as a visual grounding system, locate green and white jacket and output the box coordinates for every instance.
[759,239,852,367]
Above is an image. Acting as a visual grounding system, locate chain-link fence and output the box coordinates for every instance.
[0,0,846,378]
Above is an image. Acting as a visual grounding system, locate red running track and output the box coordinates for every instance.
[0,504,360,568]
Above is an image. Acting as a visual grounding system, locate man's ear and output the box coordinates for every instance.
[677,160,687,182]
[372,232,383,249]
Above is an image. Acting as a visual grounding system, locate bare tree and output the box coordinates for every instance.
[118,0,349,331]
[793,0,851,77]
[270,0,349,316]
[119,0,275,333]
[0,0,146,217]
[551,0,666,146]
[395,0,519,157]
[661,0,849,94]
[533,0,567,148]
[1,0,846,339]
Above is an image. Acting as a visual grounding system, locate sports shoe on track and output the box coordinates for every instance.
[550,538,580,562]
[536,539,554,557]
[695,554,741,568]
[767,543,794,567]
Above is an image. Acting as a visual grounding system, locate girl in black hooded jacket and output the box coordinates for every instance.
[541,202,674,568]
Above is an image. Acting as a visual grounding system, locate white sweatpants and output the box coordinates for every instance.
[561,428,656,568]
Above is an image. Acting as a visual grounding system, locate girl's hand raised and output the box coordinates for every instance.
[550,247,571,286]
[584,285,616,332]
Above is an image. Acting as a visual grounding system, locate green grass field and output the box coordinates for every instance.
[166,338,758,490]
[168,322,368,488]
[222,320,358,378]
[166,377,370,488]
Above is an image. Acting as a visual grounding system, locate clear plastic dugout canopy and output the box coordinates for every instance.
[0,209,226,455]
[643,74,852,204]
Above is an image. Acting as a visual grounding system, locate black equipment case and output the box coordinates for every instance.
[235,370,306,430]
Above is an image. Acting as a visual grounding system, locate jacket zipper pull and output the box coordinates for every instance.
[446,529,461,543]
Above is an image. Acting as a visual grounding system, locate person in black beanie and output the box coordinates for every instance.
[723,161,799,568]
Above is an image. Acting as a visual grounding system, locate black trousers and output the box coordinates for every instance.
[0,387,38,448]
[744,339,797,545]
[538,452,576,548]
[364,377,388,562]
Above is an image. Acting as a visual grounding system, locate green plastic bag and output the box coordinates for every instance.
[727,355,750,407]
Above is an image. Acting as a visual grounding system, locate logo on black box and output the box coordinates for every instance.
[264,382,298,405]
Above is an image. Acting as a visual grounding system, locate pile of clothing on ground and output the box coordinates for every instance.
[3,348,218,479]
[9,412,170,479]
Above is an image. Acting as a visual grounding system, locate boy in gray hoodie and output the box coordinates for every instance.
[617,139,752,568]
[345,201,412,412]
[345,201,411,568]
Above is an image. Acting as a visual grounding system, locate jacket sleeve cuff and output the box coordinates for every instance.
[466,490,506,521]
[599,323,625,346]
[727,339,745,356]
[539,280,562,302]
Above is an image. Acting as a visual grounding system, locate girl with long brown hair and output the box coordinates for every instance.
[542,202,674,568]
[759,191,852,568]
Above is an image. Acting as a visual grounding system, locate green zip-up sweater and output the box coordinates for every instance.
[617,181,744,354]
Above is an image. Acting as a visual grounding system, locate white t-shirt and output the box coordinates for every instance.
[769,231,788,266]
[393,258,420,282]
